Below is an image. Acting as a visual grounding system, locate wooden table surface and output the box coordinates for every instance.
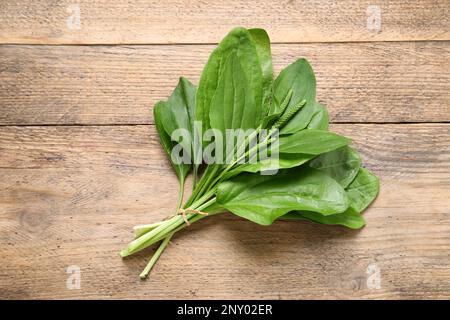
[0,1,449,299]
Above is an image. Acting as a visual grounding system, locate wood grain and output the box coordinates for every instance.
[0,0,449,44]
[0,41,449,125]
[1,0,449,301]
[1,124,449,299]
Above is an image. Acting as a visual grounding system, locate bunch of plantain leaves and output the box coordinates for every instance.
[120,27,379,278]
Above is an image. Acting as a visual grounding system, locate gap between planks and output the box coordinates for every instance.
[1,39,450,47]
[0,122,449,128]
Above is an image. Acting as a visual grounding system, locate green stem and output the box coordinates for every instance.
[142,215,219,277]
[205,127,274,191]
[121,196,217,257]
[120,215,179,257]
[139,232,173,279]
[133,221,165,239]
[186,164,219,206]
[197,127,262,195]
[147,198,218,245]
[145,197,218,246]
[192,166,199,190]
[195,196,217,211]
[189,188,216,211]
[184,165,211,207]
[128,180,182,256]
[176,178,185,212]
[133,177,185,240]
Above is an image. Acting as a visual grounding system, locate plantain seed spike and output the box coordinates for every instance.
[273,99,307,128]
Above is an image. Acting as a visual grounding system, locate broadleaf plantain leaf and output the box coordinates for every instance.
[309,146,361,188]
[278,129,350,154]
[196,27,264,135]
[283,208,365,229]
[346,167,380,212]
[153,101,191,183]
[307,102,329,130]
[216,167,349,225]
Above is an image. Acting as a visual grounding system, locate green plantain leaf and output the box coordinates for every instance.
[209,53,259,137]
[346,167,380,212]
[153,101,190,183]
[283,208,365,229]
[158,77,197,163]
[283,167,378,229]
[271,59,317,134]
[309,146,361,188]
[271,59,314,114]
[196,27,264,135]
[221,153,315,180]
[307,102,329,130]
[216,167,349,225]
[248,28,273,112]
[278,129,349,154]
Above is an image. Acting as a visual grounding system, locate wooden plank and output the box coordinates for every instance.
[0,0,449,44]
[0,41,449,125]
[0,124,449,299]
